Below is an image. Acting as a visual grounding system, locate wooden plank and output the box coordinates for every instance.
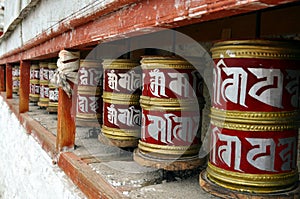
[58,152,125,199]
[5,63,12,99]
[0,0,298,64]
[19,60,30,113]
[0,66,5,91]
[56,86,76,151]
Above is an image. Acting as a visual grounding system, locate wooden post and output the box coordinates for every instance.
[19,60,30,113]
[6,63,12,99]
[56,85,76,151]
[0,65,5,92]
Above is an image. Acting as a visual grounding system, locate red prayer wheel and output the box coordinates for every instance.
[47,62,58,113]
[101,59,141,147]
[12,65,19,94]
[134,56,205,170]
[204,40,300,194]
[38,62,49,107]
[29,64,40,103]
[76,60,102,127]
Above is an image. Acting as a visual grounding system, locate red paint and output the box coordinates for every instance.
[103,100,140,130]
[210,124,298,174]
[142,68,202,100]
[0,0,297,64]
[6,64,13,98]
[19,61,31,113]
[212,58,300,112]
[0,66,5,91]
[141,108,201,146]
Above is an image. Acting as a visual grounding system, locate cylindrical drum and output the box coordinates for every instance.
[29,64,40,103]
[47,62,58,113]
[76,60,102,127]
[12,65,20,94]
[38,62,49,107]
[205,40,300,194]
[101,59,141,147]
[134,56,205,170]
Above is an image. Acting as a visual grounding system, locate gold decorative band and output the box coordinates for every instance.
[76,112,101,119]
[77,86,101,95]
[138,140,200,156]
[30,79,39,84]
[211,107,300,123]
[207,162,299,193]
[211,108,300,131]
[29,94,40,97]
[102,91,140,102]
[101,125,140,140]
[102,59,139,69]
[140,96,204,111]
[39,80,49,85]
[80,60,101,68]
[140,56,196,69]
[30,64,39,69]
[48,63,57,69]
[48,102,58,106]
[39,98,49,102]
[211,40,300,59]
[39,62,48,68]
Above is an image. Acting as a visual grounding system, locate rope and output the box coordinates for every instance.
[50,50,80,98]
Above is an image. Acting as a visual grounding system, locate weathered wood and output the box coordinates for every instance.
[134,148,206,171]
[56,87,76,151]
[0,66,5,91]
[98,132,138,148]
[58,152,126,199]
[5,63,12,99]
[19,60,30,113]
[199,170,300,199]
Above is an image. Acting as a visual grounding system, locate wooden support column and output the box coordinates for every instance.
[19,60,30,113]
[6,63,12,99]
[56,85,76,151]
[0,65,5,92]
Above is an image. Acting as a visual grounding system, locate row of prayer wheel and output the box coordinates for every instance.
[75,39,300,197]
[29,62,59,113]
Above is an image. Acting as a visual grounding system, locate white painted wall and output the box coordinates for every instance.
[0,0,116,56]
[0,96,86,199]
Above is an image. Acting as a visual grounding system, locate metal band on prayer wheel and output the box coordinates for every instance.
[134,56,205,170]
[76,60,102,127]
[202,40,300,195]
[100,59,141,147]
[29,64,40,103]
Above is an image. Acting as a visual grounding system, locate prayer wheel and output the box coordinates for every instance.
[100,59,141,147]
[12,65,19,94]
[134,56,205,170]
[76,60,102,127]
[38,62,49,107]
[47,62,58,113]
[200,40,300,195]
[29,64,40,103]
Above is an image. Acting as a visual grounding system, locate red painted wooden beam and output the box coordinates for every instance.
[19,60,30,113]
[5,63,12,99]
[56,86,76,151]
[0,66,5,92]
[0,0,298,64]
